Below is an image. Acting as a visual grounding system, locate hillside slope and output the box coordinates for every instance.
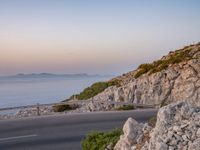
[72,43,200,112]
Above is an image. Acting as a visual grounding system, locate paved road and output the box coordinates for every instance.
[0,109,157,150]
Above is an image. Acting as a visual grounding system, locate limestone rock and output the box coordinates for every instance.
[114,102,200,150]
[114,118,143,150]
[188,138,200,150]
[77,43,200,112]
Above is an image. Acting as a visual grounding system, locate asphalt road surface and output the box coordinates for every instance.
[0,109,157,150]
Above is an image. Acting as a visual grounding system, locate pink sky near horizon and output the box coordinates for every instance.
[1,0,200,75]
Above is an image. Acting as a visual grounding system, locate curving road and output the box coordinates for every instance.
[0,109,157,150]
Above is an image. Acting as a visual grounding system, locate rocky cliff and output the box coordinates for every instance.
[114,102,200,150]
[75,43,200,112]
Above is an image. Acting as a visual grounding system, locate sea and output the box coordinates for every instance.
[0,76,112,109]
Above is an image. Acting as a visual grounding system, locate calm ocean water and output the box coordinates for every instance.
[0,76,111,108]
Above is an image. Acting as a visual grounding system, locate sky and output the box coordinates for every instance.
[0,0,200,76]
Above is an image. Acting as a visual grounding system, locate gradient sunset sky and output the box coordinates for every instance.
[1,0,200,76]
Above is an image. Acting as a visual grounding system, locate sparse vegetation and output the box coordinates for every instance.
[52,104,79,112]
[160,99,168,107]
[134,63,154,78]
[134,48,193,78]
[81,129,122,150]
[72,80,120,100]
[148,116,157,127]
[115,105,135,111]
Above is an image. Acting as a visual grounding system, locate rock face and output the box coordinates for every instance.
[77,43,200,112]
[114,118,144,150]
[114,102,200,150]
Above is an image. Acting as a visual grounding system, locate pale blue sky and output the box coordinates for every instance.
[0,0,200,75]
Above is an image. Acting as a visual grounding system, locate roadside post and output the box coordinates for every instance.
[37,103,40,116]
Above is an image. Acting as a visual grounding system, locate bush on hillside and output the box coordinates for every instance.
[160,99,168,108]
[81,129,122,150]
[134,63,154,78]
[148,116,157,127]
[74,80,120,100]
[115,105,135,111]
[134,48,193,78]
[53,104,79,112]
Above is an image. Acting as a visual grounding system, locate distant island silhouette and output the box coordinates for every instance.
[0,73,112,79]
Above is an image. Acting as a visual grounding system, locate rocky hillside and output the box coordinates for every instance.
[114,102,200,150]
[73,42,200,112]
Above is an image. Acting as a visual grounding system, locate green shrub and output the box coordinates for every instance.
[134,63,154,78]
[115,105,135,111]
[53,104,78,112]
[73,80,120,100]
[134,48,193,78]
[81,129,122,150]
[160,99,168,108]
[69,94,78,100]
[148,116,157,127]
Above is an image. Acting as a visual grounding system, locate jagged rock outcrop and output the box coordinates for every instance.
[114,102,200,150]
[76,43,200,112]
[114,118,147,150]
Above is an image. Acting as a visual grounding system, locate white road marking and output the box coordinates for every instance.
[0,134,37,142]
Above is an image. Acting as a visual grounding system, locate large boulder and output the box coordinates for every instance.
[146,102,200,150]
[114,102,200,150]
[114,118,143,150]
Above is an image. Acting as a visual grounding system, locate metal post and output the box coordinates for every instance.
[37,103,40,116]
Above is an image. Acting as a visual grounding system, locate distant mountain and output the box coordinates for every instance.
[1,73,110,79]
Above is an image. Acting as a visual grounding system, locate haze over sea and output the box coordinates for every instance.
[1,0,200,110]
[0,74,111,108]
